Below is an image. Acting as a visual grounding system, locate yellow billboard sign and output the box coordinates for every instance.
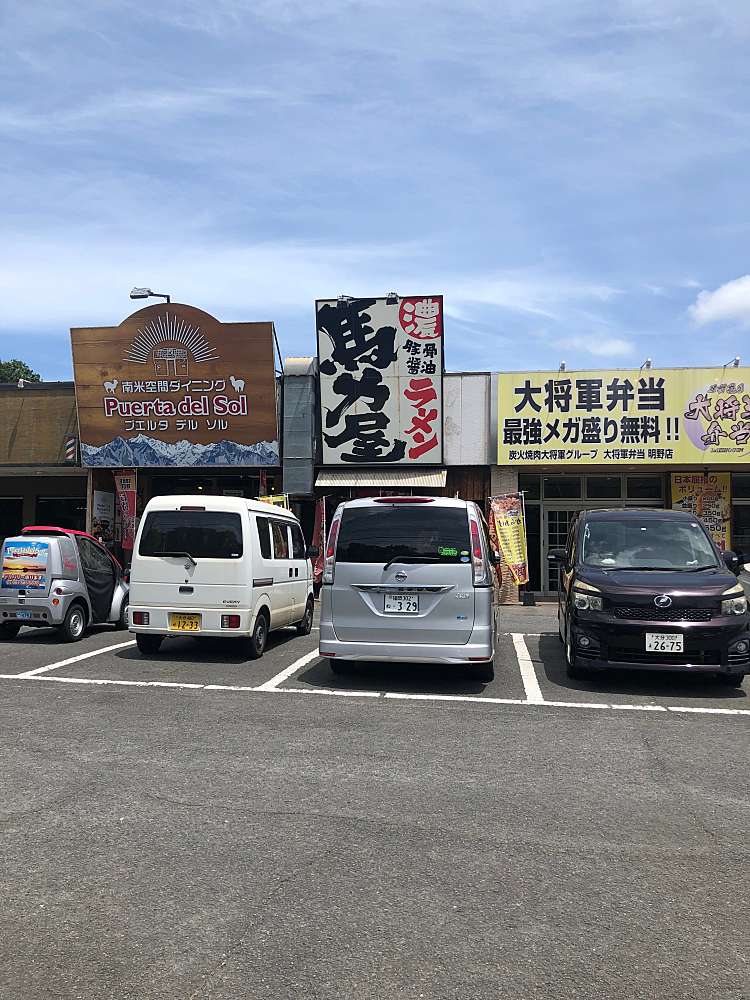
[497,368,750,466]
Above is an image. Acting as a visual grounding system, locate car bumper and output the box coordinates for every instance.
[0,600,68,627]
[128,605,252,638]
[319,621,494,664]
[570,614,750,673]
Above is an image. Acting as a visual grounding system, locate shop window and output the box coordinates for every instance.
[732,474,750,500]
[0,498,23,542]
[732,507,750,562]
[36,496,86,531]
[625,476,663,500]
[518,474,541,501]
[543,476,581,500]
[586,476,621,500]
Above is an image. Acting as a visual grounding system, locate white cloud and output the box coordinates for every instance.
[557,335,635,358]
[688,275,750,326]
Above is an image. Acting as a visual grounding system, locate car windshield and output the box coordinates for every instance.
[336,505,471,564]
[580,518,719,570]
[139,511,243,560]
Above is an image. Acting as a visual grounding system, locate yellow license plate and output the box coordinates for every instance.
[169,613,201,632]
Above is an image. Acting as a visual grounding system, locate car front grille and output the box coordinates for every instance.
[608,647,721,666]
[612,605,713,623]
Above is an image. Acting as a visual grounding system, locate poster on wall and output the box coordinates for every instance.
[1,539,49,591]
[671,473,731,551]
[92,490,116,547]
[71,303,279,467]
[497,368,750,466]
[488,494,529,585]
[114,470,137,551]
[316,295,443,464]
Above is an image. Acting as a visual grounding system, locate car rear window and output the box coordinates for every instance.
[139,511,243,559]
[336,505,471,564]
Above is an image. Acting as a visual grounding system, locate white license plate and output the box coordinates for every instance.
[384,593,420,614]
[645,633,683,653]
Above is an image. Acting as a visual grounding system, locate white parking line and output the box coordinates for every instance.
[17,640,136,678]
[511,633,544,704]
[254,649,321,691]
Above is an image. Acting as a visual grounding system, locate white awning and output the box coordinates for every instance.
[315,469,447,489]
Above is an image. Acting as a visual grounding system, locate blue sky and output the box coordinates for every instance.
[2,0,750,380]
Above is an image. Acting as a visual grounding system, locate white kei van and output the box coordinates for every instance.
[129,495,316,657]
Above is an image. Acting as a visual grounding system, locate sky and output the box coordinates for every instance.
[2,0,750,380]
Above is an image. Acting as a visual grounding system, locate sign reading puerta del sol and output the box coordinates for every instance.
[70,303,279,467]
[316,295,444,464]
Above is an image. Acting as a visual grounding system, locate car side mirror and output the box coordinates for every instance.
[306,545,320,560]
[723,550,740,575]
[123,568,130,583]
[547,548,566,564]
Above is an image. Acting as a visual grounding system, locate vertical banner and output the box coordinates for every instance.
[311,498,326,586]
[114,470,137,551]
[671,473,731,551]
[489,493,529,585]
[317,295,443,464]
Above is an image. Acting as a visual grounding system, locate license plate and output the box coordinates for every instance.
[384,593,419,614]
[15,611,32,620]
[645,632,683,653]
[169,613,201,632]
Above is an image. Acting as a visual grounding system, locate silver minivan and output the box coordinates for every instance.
[319,496,499,680]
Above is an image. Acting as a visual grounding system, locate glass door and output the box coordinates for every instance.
[542,506,579,595]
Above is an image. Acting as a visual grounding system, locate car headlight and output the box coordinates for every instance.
[573,592,603,611]
[721,595,747,616]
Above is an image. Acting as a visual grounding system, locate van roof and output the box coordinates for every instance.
[338,496,472,510]
[142,494,298,519]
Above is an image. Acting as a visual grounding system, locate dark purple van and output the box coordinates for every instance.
[551,508,749,685]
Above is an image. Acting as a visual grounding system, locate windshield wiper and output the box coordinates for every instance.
[604,566,682,572]
[684,564,719,572]
[383,555,441,570]
[155,550,197,567]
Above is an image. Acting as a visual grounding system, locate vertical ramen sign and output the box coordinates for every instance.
[70,303,279,467]
[316,296,444,464]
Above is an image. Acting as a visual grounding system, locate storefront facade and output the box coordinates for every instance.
[70,301,281,561]
[492,366,750,600]
[0,382,86,541]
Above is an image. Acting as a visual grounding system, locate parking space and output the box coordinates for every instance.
[1,607,747,717]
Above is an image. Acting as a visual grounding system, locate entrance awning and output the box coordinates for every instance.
[315,469,447,489]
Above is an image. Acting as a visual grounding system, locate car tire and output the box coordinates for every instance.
[470,662,495,683]
[715,670,746,686]
[0,622,21,639]
[296,599,314,636]
[246,612,268,660]
[136,633,163,655]
[329,659,352,675]
[115,601,129,631]
[59,603,87,642]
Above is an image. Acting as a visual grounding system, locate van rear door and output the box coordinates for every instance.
[330,501,476,645]
[132,508,248,608]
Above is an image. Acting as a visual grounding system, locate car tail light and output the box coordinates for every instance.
[180,506,205,511]
[221,614,241,629]
[469,516,490,587]
[132,611,150,625]
[323,508,343,585]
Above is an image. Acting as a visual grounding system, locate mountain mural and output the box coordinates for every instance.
[82,434,280,468]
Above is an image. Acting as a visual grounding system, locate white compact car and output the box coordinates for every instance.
[128,495,316,658]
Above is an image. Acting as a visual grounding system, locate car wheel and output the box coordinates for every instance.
[296,599,314,636]
[715,670,746,686]
[116,601,129,631]
[329,659,352,675]
[469,661,495,683]
[0,622,21,639]
[136,633,163,655]
[247,612,268,660]
[60,604,87,643]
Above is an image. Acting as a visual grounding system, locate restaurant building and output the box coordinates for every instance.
[492,366,750,600]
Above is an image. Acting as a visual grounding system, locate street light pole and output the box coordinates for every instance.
[130,287,171,304]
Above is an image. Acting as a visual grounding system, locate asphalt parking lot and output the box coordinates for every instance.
[0,606,748,999]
